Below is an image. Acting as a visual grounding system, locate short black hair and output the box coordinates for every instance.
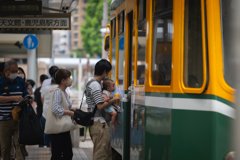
[54,69,71,84]
[27,79,35,88]
[0,62,5,72]
[94,59,112,76]
[40,74,48,83]
[49,66,59,77]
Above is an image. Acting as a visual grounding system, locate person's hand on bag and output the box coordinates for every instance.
[70,112,75,119]
[13,96,24,103]
[70,108,78,112]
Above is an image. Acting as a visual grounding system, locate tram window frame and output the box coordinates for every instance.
[150,0,173,87]
[181,0,208,93]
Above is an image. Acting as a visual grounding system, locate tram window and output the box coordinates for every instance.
[137,23,146,85]
[111,18,116,39]
[221,0,236,88]
[111,39,117,81]
[138,0,146,23]
[118,12,125,85]
[154,0,173,12]
[111,18,117,81]
[118,11,124,35]
[152,16,173,86]
[183,0,203,88]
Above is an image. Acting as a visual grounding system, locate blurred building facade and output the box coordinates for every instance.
[52,30,71,56]
[71,0,87,50]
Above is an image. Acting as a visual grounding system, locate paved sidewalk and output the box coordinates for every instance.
[25,145,93,160]
[21,133,94,160]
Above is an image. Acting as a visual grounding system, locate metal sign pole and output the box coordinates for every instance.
[27,48,36,84]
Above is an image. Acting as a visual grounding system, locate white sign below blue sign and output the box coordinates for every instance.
[23,35,39,50]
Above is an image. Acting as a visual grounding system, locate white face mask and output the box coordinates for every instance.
[8,72,17,80]
[66,79,73,87]
[104,72,109,80]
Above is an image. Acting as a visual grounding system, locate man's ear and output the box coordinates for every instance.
[4,69,7,74]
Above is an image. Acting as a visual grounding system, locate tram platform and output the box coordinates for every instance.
[25,136,93,160]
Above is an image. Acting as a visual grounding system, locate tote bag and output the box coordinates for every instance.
[44,88,77,134]
[18,100,44,145]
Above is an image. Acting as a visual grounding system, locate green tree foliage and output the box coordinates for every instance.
[81,0,111,57]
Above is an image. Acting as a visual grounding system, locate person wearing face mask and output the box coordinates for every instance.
[17,67,26,82]
[49,69,74,160]
[0,60,29,160]
[40,66,71,97]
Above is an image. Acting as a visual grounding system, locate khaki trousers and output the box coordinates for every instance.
[0,119,25,160]
[89,120,112,160]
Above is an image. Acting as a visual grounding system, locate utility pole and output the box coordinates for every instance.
[101,0,108,59]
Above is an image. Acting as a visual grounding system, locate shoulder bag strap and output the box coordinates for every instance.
[59,89,69,110]
[79,78,100,111]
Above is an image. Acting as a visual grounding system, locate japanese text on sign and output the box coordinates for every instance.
[0,18,69,29]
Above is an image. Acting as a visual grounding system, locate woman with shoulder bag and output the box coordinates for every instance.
[46,69,75,160]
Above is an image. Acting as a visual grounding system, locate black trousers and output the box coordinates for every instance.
[50,131,73,160]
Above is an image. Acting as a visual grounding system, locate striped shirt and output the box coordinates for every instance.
[85,78,105,123]
[0,75,28,121]
[52,89,72,118]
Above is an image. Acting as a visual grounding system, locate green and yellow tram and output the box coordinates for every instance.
[105,0,235,159]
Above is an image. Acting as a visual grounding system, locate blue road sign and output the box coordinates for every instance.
[119,37,124,50]
[23,35,39,50]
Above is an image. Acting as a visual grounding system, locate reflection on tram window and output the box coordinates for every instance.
[111,18,117,81]
[138,0,146,22]
[152,17,173,86]
[118,12,125,85]
[118,36,125,85]
[221,0,236,88]
[154,0,173,12]
[111,40,116,81]
[183,0,203,88]
[111,18,116,39]
[137,23,146,85]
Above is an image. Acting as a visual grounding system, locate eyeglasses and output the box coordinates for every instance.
[8,70,19,74]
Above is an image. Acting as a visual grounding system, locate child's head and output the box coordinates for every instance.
[103,79,115,92]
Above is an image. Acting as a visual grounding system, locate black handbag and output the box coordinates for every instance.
[73,105,97,126]
[73,79,99,126]
[18,98,44,145]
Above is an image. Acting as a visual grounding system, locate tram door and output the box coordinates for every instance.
[127,9,146,159]
[124,11,133,160]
